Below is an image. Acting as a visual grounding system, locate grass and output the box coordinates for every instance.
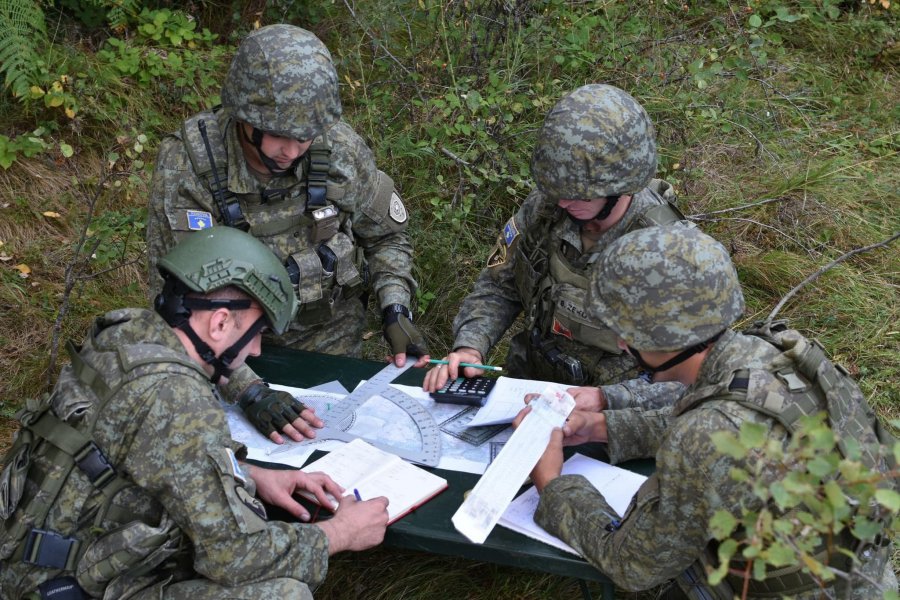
[0,1,898,597]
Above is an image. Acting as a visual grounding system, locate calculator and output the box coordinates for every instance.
[431,376,497,406]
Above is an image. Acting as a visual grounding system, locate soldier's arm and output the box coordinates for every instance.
[534,407,763,591]
[601,379,685,411]
[451,191,544,360]
[125,375,330,586]
[331,123,415,309]
[146,137,212,301]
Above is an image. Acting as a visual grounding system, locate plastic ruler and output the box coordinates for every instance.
[268,362,442,467]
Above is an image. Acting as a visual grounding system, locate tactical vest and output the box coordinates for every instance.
[178,111,370,325]
[515,185,687,385]
[677,322,897,599]
[0,317,211,596]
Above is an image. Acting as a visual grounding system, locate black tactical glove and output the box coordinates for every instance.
[382,304,428,357]
[237,382,307,437]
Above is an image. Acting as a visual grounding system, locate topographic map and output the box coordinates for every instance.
[226,383,512,474]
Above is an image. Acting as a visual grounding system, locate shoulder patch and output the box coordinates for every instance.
[235,485,268,520]
[503,218,519,246]
[389,192,408,224]
[225,447,246,485]
[186,210,214,231]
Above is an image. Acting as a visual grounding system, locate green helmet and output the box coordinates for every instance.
[531,84,657,202]
[221,24,341,140]
[157,227,298,334]
[587,226,744,352]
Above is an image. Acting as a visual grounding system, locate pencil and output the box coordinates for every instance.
[427,359,503,372]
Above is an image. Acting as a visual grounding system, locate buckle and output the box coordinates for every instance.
[561,355,584,383]
[74,442,116,488]
[23,528,78,569]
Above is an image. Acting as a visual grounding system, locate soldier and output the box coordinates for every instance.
[0,227,390,600]
[423,84,686,412]
[521,226,896,598]
[147,24,428,444]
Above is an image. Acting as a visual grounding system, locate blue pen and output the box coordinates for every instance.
[353,488,362,501]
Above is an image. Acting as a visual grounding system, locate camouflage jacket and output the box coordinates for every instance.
[146,110,414,324]
[534,329,890,597]
[452,183,685,407]
[0,309,329,597]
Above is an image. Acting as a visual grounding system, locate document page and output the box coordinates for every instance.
[468,377,568,427]
[452,388,575,544]
[498,453,647,554]
[301,438,447,522]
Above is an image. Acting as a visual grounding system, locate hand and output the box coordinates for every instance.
[562,410,608,446]
[531,428,564,492]
[247,465,343,522]
[513,407,607,446]
[318,493,390,554]
[237,382,324,444]
[421,347,484,392]
[382,305,429,367]
[567,386,607,412]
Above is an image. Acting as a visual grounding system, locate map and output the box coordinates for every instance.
[226,383,513,474]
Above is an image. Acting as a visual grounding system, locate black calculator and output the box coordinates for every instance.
[431,376,497,406]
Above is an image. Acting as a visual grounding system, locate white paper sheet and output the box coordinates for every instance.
[468,376,568,427]
[451,388,575,544]
[498,453,647,554]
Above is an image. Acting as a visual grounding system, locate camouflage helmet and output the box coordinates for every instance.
[531,84,657,202]
[221,24,341,140]
[587,226,744,352]
[157,227,298,334]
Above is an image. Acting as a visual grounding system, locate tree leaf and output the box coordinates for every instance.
[739,421,767,448]
[712,431,747,459]
[710,510,738,539]
[59,143,73,158]
[874,488,900,512]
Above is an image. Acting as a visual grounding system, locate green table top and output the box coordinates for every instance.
[247,345,654,584]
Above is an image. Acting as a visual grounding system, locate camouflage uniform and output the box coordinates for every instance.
[452,185,686,408]
[0,309,328,599]
[534,227,895,597]
[535,330,895,597]
[451,84,687,409]
[146,26,415,397]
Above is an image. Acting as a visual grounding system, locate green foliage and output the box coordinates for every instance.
[0,129,47,169]
[0,0,47,99]
[709,414,898,592]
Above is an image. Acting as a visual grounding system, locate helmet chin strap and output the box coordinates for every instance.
[177,312,268,384]
[243,124,303,175]
[566,194,622,226]
[628,330,725,375]
[155,284,267,384]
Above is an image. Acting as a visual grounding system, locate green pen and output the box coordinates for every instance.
[427,359,504,372]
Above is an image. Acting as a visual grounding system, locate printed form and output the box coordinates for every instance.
[452,388,575,544]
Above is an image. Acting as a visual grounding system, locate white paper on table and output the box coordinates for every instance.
[226,383,511,474]
[451,387,575,544]
[468,376,568,427]
[498,453,647,554]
